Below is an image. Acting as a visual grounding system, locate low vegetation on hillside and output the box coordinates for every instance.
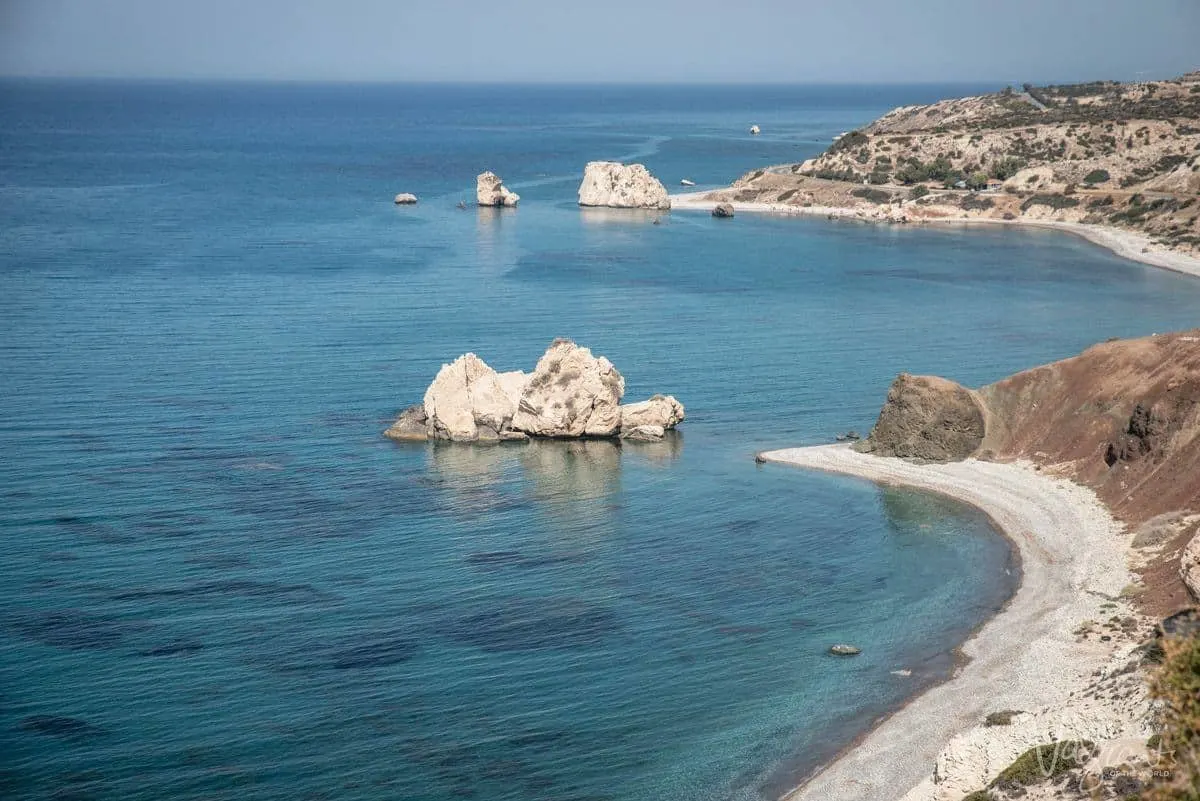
[720,72,1200,255]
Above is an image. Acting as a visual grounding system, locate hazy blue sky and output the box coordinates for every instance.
[2,0,1197,83]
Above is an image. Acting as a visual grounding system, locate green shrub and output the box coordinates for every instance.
[968,171,990,190]
[984,710,1022,726]
[990,741,1096,789]
[989,157,1027,180]
[910,185,930,199]
[962,195,995,211]
[1083,168,1111,184]
[1145,633,1200,799]
[1021,194,1080,211]
[828,130,869,155]
[851,187,892,204]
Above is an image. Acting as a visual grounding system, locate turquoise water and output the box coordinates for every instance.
[3,81,1200,801]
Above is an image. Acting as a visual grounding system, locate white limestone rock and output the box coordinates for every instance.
[620,395,685,434]
[393,193,418,205]
[511,339,626,437]
[577,162,671,210]
[422,353,526,442]
[476,171,520,207]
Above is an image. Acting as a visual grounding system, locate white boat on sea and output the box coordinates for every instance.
[680,179,696,187]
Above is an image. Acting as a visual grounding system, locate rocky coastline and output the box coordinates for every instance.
[672,72,1200,277]
[764,330,1200,801]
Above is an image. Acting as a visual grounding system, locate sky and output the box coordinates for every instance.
[1,0,1197,84]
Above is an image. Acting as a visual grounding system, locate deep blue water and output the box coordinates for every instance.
[3,81,1200,801]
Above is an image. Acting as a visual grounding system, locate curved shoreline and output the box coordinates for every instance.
[670,192,1200,279]
[757,445,1138,801]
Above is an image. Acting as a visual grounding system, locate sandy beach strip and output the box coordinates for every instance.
[670,192,1200,279]
[757,445,1136,801]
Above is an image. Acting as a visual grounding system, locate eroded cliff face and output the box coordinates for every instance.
[859,330,1200,610]
[976,332,1200,523]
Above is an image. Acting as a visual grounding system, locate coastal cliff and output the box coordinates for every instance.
[771,329,1200,801]
[858,329,1200,610]
[687,73,1200,259]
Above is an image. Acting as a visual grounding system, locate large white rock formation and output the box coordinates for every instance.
[421,353,528,442]
[383,340,685,444]
[511,339,626,437]
[577,162,671,210]
[476,172,520,207]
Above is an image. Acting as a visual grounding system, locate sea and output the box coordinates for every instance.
[3,80,1200,801]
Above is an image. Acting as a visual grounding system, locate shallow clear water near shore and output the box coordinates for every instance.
[3,81,1200,801]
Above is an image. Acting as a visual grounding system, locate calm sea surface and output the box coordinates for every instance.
[3,81,1200,801]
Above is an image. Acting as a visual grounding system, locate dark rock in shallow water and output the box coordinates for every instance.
[330,636,416,669]
[11,610,133,650]
[829,644,862,656]
[140,638,204,657]
[19,715,105,739]
[712,203,735,218]
[447,598,619,652]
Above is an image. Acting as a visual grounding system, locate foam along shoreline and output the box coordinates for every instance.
[670,191,1200,279]
[758,445,1142,801]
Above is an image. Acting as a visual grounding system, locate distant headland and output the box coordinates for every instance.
[675,73,1200,276]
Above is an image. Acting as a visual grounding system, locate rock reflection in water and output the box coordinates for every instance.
[426,434,683,532]
[578,207,664,227]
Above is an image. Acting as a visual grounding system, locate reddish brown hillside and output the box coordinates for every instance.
[978,330,1200,523]
[859,330,1200,612]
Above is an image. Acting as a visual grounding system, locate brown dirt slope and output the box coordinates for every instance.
[977,330,1200,523]
[858,330,1200,612]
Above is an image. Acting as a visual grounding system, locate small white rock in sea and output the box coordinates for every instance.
[829,644,861,656]
[393,193,418,205]
[749,124,761,135]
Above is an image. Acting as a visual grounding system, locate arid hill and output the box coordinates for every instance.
[702,74,1200,255]
[857,330,1200,612]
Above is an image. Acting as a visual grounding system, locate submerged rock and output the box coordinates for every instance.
[854,373,985,462]
[830,644,861,656]
[712,203,735,218]
[578,161,671,210]
[393,193,418,205]
[20,715,106,739]
[476,171,520,207]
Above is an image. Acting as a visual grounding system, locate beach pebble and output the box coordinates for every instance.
[829,644,861,656]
